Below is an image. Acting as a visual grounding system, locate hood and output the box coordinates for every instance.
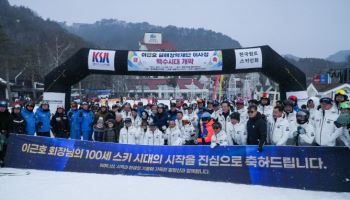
[308,97,320,109]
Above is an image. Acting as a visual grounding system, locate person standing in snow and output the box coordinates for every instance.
[258,92,273,120]
[267,106,290,146]
[210,122,232,148]
[9,104,26,135]
[81,102,94,141]
[119,118,139,144]
[181,116,197,145]
[227,112,247,145]
[67,101,83,140]
[165,119,182,145]
[142,122,164,145]
[50,105,69,138]
[35,101,51,137]
[246,105,267,152]
[291,109,315,146]
[21,101,36,136]
[93,117,105,142]
[313,97,342,146]
[334,102,350,147]
[0,100,10,166]
[197,112,214,145]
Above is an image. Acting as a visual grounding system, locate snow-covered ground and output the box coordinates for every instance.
[0,168,349,200]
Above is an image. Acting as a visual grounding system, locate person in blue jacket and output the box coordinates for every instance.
[35,101,51,137]
[151,103,168,133]
[81,102,94,140]
[21,101,36,136]
[167,103,178,121]
[67,101,83,140]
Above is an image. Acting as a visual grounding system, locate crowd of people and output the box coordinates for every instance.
[0,89,349,166]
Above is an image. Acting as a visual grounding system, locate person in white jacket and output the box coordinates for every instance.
[291,109,315,146]
[235,98,248,123]
[210,122,233,148]
[313,97,342,146]
[120,103,132,120]
[119,118,139,144]
[268,106,291,146]
[216,101,232,132]
[211,101,221,120]
[165,120,183,145]
[227,112,247,145]
[258,92,273,119]
[175,111,184,130]
[137,121,148,145]
[142,122,164,145]
[130,108,141,128]
[306,97,320,124]
[180,116,197,145]
[283,99,297,145]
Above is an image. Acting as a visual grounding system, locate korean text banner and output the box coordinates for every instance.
[235,47,262,69]
[127,51,223,72]
[5,135,350,192]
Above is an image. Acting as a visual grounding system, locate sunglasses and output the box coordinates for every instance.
[248,110,255,114]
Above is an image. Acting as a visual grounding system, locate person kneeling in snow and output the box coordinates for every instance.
[210,122,232,148]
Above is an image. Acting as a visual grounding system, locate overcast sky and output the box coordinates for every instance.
[8,0,350,58]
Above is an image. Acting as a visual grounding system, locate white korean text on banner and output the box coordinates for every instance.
[235,48,262,69]
[127,50,223,72]
[88,49,116,71]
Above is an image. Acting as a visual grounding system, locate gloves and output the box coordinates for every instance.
[297,126,306,135]
[161,125,167,131]
[257,140,264,152]
[37,122,43,129]
[210,143,219,148]
[334,121,342,128]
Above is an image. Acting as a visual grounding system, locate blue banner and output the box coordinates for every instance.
[4,134,350,192]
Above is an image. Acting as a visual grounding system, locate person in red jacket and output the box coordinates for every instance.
[197,112,214,145]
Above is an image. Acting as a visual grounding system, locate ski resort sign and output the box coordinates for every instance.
[127,50,223,72]
[88,49,116,71]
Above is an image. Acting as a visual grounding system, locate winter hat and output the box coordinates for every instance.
[339,102,349,110]
[0,100,7,108]
[236,98,244,105]
[320,97,333,105]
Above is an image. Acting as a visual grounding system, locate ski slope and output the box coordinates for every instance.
[0,168,349,200]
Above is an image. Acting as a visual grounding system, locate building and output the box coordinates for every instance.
[307,83,350,98]
[126,78,208,99]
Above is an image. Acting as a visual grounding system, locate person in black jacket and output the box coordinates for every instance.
[0,100,10,166]
[51,105,70,138]
[247,105,267,152]
[9,104,26,134]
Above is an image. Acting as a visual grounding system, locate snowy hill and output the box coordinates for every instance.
[327,50,350,63]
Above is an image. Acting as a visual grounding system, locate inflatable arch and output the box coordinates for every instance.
[44,45,306,107]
